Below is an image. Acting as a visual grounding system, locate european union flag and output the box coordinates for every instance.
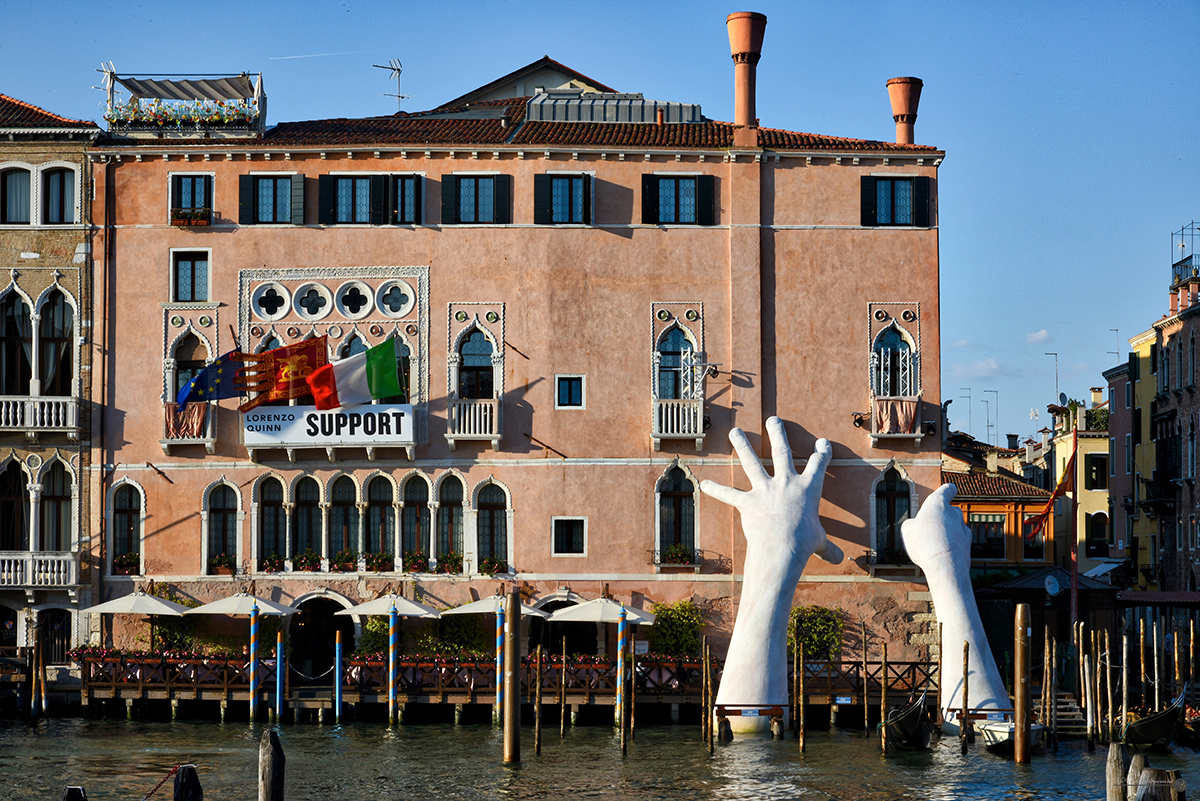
[176,351,242,407]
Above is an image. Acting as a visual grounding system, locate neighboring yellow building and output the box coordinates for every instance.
[1127,329,1159,589]
[1047,392,1112,580]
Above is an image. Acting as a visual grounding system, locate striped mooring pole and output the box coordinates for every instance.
[388,605,398,725]
[616,607,627,728]
[334,630,343,724]
[495,606,506,724]
[249,603,260,722]
[275,630,284,722]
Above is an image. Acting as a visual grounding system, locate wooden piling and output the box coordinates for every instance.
[534,645,543,755]
[1106,630,1115,743]
[502,589,520,764]
[1126,753,1147,801]
[1105,740,1129,801]
[1042,624,1051,731]
[961,640,970,755]
[1132,767,1186,801]
[1085,653,1095,751]
[701,634,709,745]
[258,728,285,801]
[937,622,944,714]
[861,621,869,734]
[798,640,806,754]
[1140,617,1147,708]
[1015,603,1031,764]
[792,637,798,734]
[1154,620,1161,711]
[560,636,567,738]
[1051,637,1059,751]
[1175,631,1182,702]
[706,641,715,756]
[629,636,636,740]
[1123,632,1130,737]
[880,641,889,754]
[1092,628,1101,742]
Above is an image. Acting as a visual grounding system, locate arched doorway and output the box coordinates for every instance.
[288,598,355,685]
[528,600,597,657]
[37,608,71,664]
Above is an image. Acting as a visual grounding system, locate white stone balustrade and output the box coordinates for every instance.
[0,551,79,587]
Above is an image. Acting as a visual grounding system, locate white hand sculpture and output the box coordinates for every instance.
[900,483,1009,731]
[701,417,843,722]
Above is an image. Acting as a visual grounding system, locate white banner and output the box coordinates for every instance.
[243,404,414,446]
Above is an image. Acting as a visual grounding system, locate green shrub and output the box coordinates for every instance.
[355,616,390,655]
[647,599,704,657]
[788,605,845,661]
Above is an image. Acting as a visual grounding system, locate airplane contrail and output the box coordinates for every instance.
[269,49,383,60]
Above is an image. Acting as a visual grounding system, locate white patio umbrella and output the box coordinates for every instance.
[183,592,297,617]
[443,594,549,619]
[87,591,190,616]
[334,594,441,619]
[86,591,191,649]
[547,597,656,625]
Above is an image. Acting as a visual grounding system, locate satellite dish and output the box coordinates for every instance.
[1059,392,1068,407]
[1044,574,1061,596]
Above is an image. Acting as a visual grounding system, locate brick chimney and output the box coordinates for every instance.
[886,77,923,145]
[1007,433,1019,450]
[726,11,767,148]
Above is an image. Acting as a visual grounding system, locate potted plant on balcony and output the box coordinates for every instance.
[292,548,321,572]
[660,543,696,565]
[113,551,140,576]
[477,556,507,576]
[208,553,237,576]
[332,549,359,573]
[170,208,211,226]
[259,553,285,574]
[436,551,463,575]
[403,550,429,573]
[365,551,394,572]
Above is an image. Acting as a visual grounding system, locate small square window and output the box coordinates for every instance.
[239,174,304,225]
[442,175,511,224]
[394,175,421,224]
[641,175,715,226]
[860,176,931,227]
[534,174,591,224]
[555,375,584,409]
[172,251,209,302]
[44,168,76,224]
[336,177,371,223]
[552,517,586,556]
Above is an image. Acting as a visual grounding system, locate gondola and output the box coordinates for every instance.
[878,689,936,752]
[1122,685,1187,750]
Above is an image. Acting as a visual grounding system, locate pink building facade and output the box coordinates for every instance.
[85,14,945,663]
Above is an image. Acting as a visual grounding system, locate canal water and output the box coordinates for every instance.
[4,718,1200,801]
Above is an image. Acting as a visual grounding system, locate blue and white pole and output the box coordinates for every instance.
[389,604,398,725]
[275,630,284,722]
[334,629,343,724]
[495,606,506,724]
[249,602,260,722]
[616,607,627,728]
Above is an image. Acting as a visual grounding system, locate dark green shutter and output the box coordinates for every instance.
[441,177,457,224]
[202,176,212,209]
[1129,351,1138,380]
[170,175,181,213]
[290,174,305,225]
[533,174,553,224]
[860,176,877,226]
[696,175,715,226]
[494,174,512,224]
[1134,408,1142,445]
[914,176,931,227]
[317,175,336,224]
[582,175,592,225]
[369,175,387,225]
[641,175,659,224]
[238,175,254,224]
[413,176,423,224]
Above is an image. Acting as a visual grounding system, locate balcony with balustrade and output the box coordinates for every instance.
[651,398,704,452]
[445,395,500,451]
[0,396,79,442]
[0,552,80,596]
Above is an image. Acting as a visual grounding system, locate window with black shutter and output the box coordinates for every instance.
[171,175,211,224]
[861,176,932,227]
[534,174,591,224]
[440,174,512,224]
[238,174,305,225]
[641,175,715,225]
[317,175,388,224]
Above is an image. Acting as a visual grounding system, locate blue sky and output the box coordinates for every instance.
[5,0,1198,443]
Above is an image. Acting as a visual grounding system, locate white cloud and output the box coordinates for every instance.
[952,339,971,349]
[1024,329,1050,344]
[950,358,1002,380]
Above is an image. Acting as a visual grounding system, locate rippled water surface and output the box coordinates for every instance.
[4,718,1200,801]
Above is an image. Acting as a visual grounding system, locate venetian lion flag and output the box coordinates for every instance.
[1026,431,1077,542]
[305,338,404,410]
[234,337,329,412]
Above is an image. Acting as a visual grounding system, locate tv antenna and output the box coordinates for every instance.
[373,59,411,112]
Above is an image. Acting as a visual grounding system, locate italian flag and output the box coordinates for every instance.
[306,338,404,410]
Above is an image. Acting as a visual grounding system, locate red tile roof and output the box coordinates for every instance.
[1118,591,1200,607]
[942,470,1050,500]
[0,94,98,129]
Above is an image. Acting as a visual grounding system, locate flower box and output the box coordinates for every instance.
[211,566,233,576]
[113,565,139,576]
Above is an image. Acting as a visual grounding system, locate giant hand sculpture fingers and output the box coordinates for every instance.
[899,482,965,571]
[699,416,842,565]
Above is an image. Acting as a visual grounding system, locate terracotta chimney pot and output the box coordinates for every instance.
[886,76,923,145]
[727,11,767,148]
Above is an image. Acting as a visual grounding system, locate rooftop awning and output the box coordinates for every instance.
[1082,560,1125,579]
[115,74,257,102]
